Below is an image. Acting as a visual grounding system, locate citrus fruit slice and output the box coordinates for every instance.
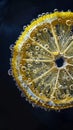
[10,11,73,110]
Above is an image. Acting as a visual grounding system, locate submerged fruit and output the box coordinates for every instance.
[10,11,73,110]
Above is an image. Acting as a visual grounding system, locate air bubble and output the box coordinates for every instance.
[21,66,26,72]
[70,84,73,90]
[58,85,64,89]
[54,9,58,12]
[27,78,31,81]
[58,18,62,22]
[32,103,35,107]
[44,44,49,49]
[42,13,45,15]
[68,9,71,12]
[43,28,48,32]
[37,39,41,42]
[23,25,26,30]
[66,20,72,26]
[48,101,55,106]
[18,75,22,81]
[35,46,39,50]
[26,43,30,47]
[33,70,36,73]
[38,14,42,17]
[31,19,35,23]
[8,69,13,76]
[28,64,32,67]
[25,98,28,101]
[21,92,25,97]
[9,44,14,51]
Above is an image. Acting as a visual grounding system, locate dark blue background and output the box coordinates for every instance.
[1,0,73,129]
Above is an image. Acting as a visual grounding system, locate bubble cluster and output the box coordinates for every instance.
[10,11,73,110]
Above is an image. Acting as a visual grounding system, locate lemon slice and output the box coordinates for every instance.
[10,11,73,110]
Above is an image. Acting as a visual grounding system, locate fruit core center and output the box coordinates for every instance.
[55,56,65,68]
